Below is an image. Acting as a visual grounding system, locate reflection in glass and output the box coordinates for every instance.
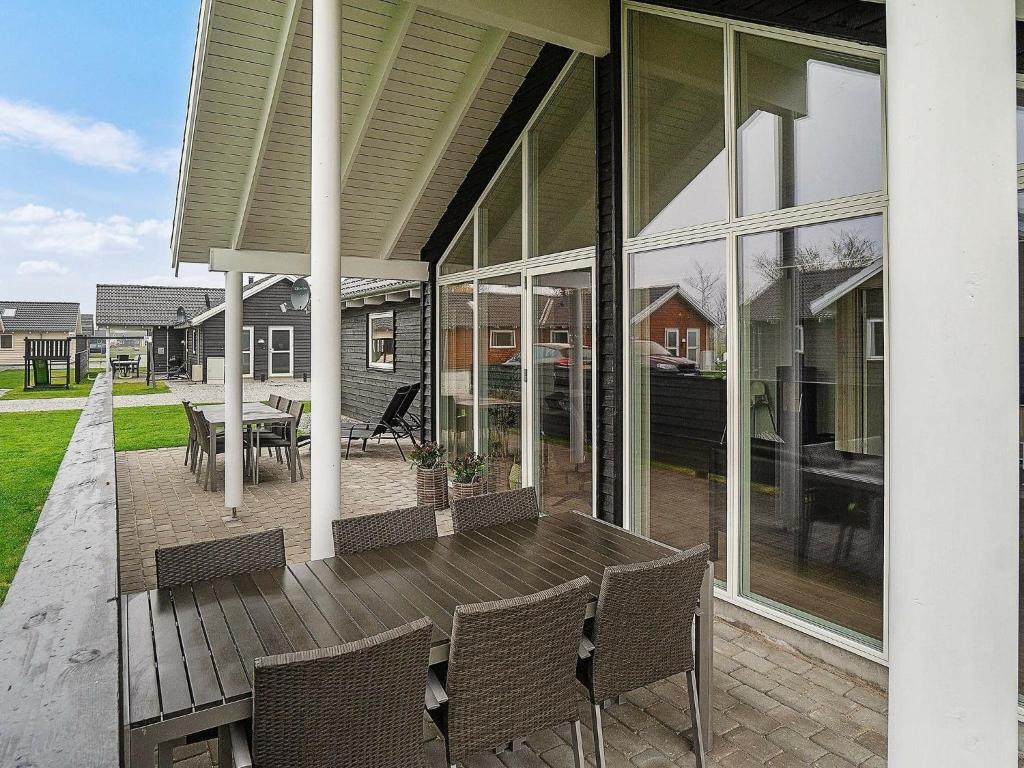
[479,149,523,268]
[532,268,593,514]
[478,275,523,491]
[441,224,473,276]
[367,311,395,370]
[1017,91,1024,166]
[737,34,882,216]
[739,216,884,644]
[1018,192,1024,700]
[438,282,475,456]
[531,57,596,257]
[628,13,727,237]
[630,240,728,581]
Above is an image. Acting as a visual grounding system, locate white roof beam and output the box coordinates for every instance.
[230,0,302,250]
[413,0,609,56]
[210,249,429,281]
[377,27,508,261]
[340,2,416,191]
[384,290,411,302]
[363,295,386,305]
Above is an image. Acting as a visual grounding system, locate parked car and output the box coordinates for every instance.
[633,340,700,375]
[501,342,592,368]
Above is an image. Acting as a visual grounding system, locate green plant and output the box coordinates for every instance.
[448,452,486,483]
[410,441,446,469]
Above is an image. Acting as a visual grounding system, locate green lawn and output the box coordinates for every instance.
[114,404,190,452]
[112,380,170,396]
[0,409,80,604]
[0,368,95,400]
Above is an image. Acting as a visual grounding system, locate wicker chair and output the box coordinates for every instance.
[448,487,539,533]
[332,505,437,555]
[155,528,286,590]
[427,577,591,767]
[227,617,434,768]
[577,543,711,768]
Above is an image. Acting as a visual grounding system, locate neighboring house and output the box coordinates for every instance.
[96,277,310,380]
[0,301,81,368]
[630,284,718,368]
[339,278,423,424]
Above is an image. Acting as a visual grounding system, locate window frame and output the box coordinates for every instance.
[685,327,700,361]
[267,325,294,377]
[664,327,680,356]
[0,333,12,350]
[367,310,396,371]
[622,1,890,664]
[489,329,517,349]
[865,318,884,360]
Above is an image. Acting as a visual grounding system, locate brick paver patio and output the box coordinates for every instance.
[117,443,888,767]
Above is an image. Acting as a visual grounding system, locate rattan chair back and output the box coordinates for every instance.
[587,543,709,702]
[155,528,286,589]
[252,617,433,768]
[332,505,437,554]
[441,577,590,764]
[449,487,540,533]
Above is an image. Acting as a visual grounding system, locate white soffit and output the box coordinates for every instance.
[173,0,544,271]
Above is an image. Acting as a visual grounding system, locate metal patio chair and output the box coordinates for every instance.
[227,617,434,768]
[577,543,711,768]
[332,505,437,555]
[155,528,286,590]
[449,487,539,533]
[192,407,251,490]
[181,400,197,469]
[426,577,591,767]
[255,400,304,481]
[341,382,421,461]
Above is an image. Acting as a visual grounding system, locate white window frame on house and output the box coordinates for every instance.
[549,329,570,344]
[368,310,396,370]
[621,1,890,664]
[685,328,700,362]
[436,53,599,516]
[489,329,516,349]
[241,326,254,377]
[267,326,293,377]
[664,327,680,356]
[0,334,12,350]
[865,318,884,360]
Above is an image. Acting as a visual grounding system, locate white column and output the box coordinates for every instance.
[887,2,1018,764]
[223,269,244,512]
[310,0,343,559]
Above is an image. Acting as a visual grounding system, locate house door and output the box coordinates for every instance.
[523,259,595,516]
[241,327,254,377]
[268,326,293,377]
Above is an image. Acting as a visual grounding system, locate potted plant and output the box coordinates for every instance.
[410,442,448,510]
[486,403,518,492]
[448,452,486,502]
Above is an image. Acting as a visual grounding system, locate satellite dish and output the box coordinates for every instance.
[290,278,311,311]
[176,306,187,324]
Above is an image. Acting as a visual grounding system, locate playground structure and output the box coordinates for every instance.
[22,336,89,390]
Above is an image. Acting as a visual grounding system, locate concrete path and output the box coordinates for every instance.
[0,378,311,413]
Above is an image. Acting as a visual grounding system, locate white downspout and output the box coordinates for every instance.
[310,0,344,559]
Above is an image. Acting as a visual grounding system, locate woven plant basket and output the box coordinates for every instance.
[486,457,514,492]
[449,478,484,502]
[416,464,449,511]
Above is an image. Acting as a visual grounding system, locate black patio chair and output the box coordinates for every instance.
[341,382,421,461]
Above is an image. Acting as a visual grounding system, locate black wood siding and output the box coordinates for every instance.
[340,299,423,424]
[200,279,311,380]
[595,2,624,526]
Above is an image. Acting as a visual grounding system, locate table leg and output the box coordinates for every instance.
[694,560,714,750]
[128,727,156,767]
[209,428,217,492]
[290,418,297,482]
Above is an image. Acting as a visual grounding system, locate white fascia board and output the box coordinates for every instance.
[188,274,296,325]
[413,0,609,56]
[210,248,429,282]
[808,259,883,317]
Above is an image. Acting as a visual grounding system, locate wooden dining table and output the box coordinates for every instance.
[121,511,714,766]
[196,402,297,489]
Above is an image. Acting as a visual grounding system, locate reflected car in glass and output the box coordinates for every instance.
[634,340,700,375]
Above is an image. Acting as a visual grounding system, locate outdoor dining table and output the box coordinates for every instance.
[120,511,714,766]
[196,402,297,490]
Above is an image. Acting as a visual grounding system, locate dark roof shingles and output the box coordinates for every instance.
[95,284,225,327]
[0,301,80,333]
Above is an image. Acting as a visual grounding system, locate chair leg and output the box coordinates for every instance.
[345,439,352,459]
[195,453,204,486]
[591,702,606,768]
[217,725,232,768]
[569,720,585,768]
[393,434,406,461]
[686,669,706,768]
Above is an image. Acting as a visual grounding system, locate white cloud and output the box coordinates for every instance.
[0,99,177,173]
[0,204,170,256]
[16,259,69,276]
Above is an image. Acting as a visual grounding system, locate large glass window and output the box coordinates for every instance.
[438,282,475,456]
[478,274,523,491]
[739,215,884,645]
[441,223,473,276]
[479,149,523,268]
[736,34,882,216]
[530,58,596,256]
[628,13,727,237]
[630,240,728,582]
[1017,192,1024,700]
